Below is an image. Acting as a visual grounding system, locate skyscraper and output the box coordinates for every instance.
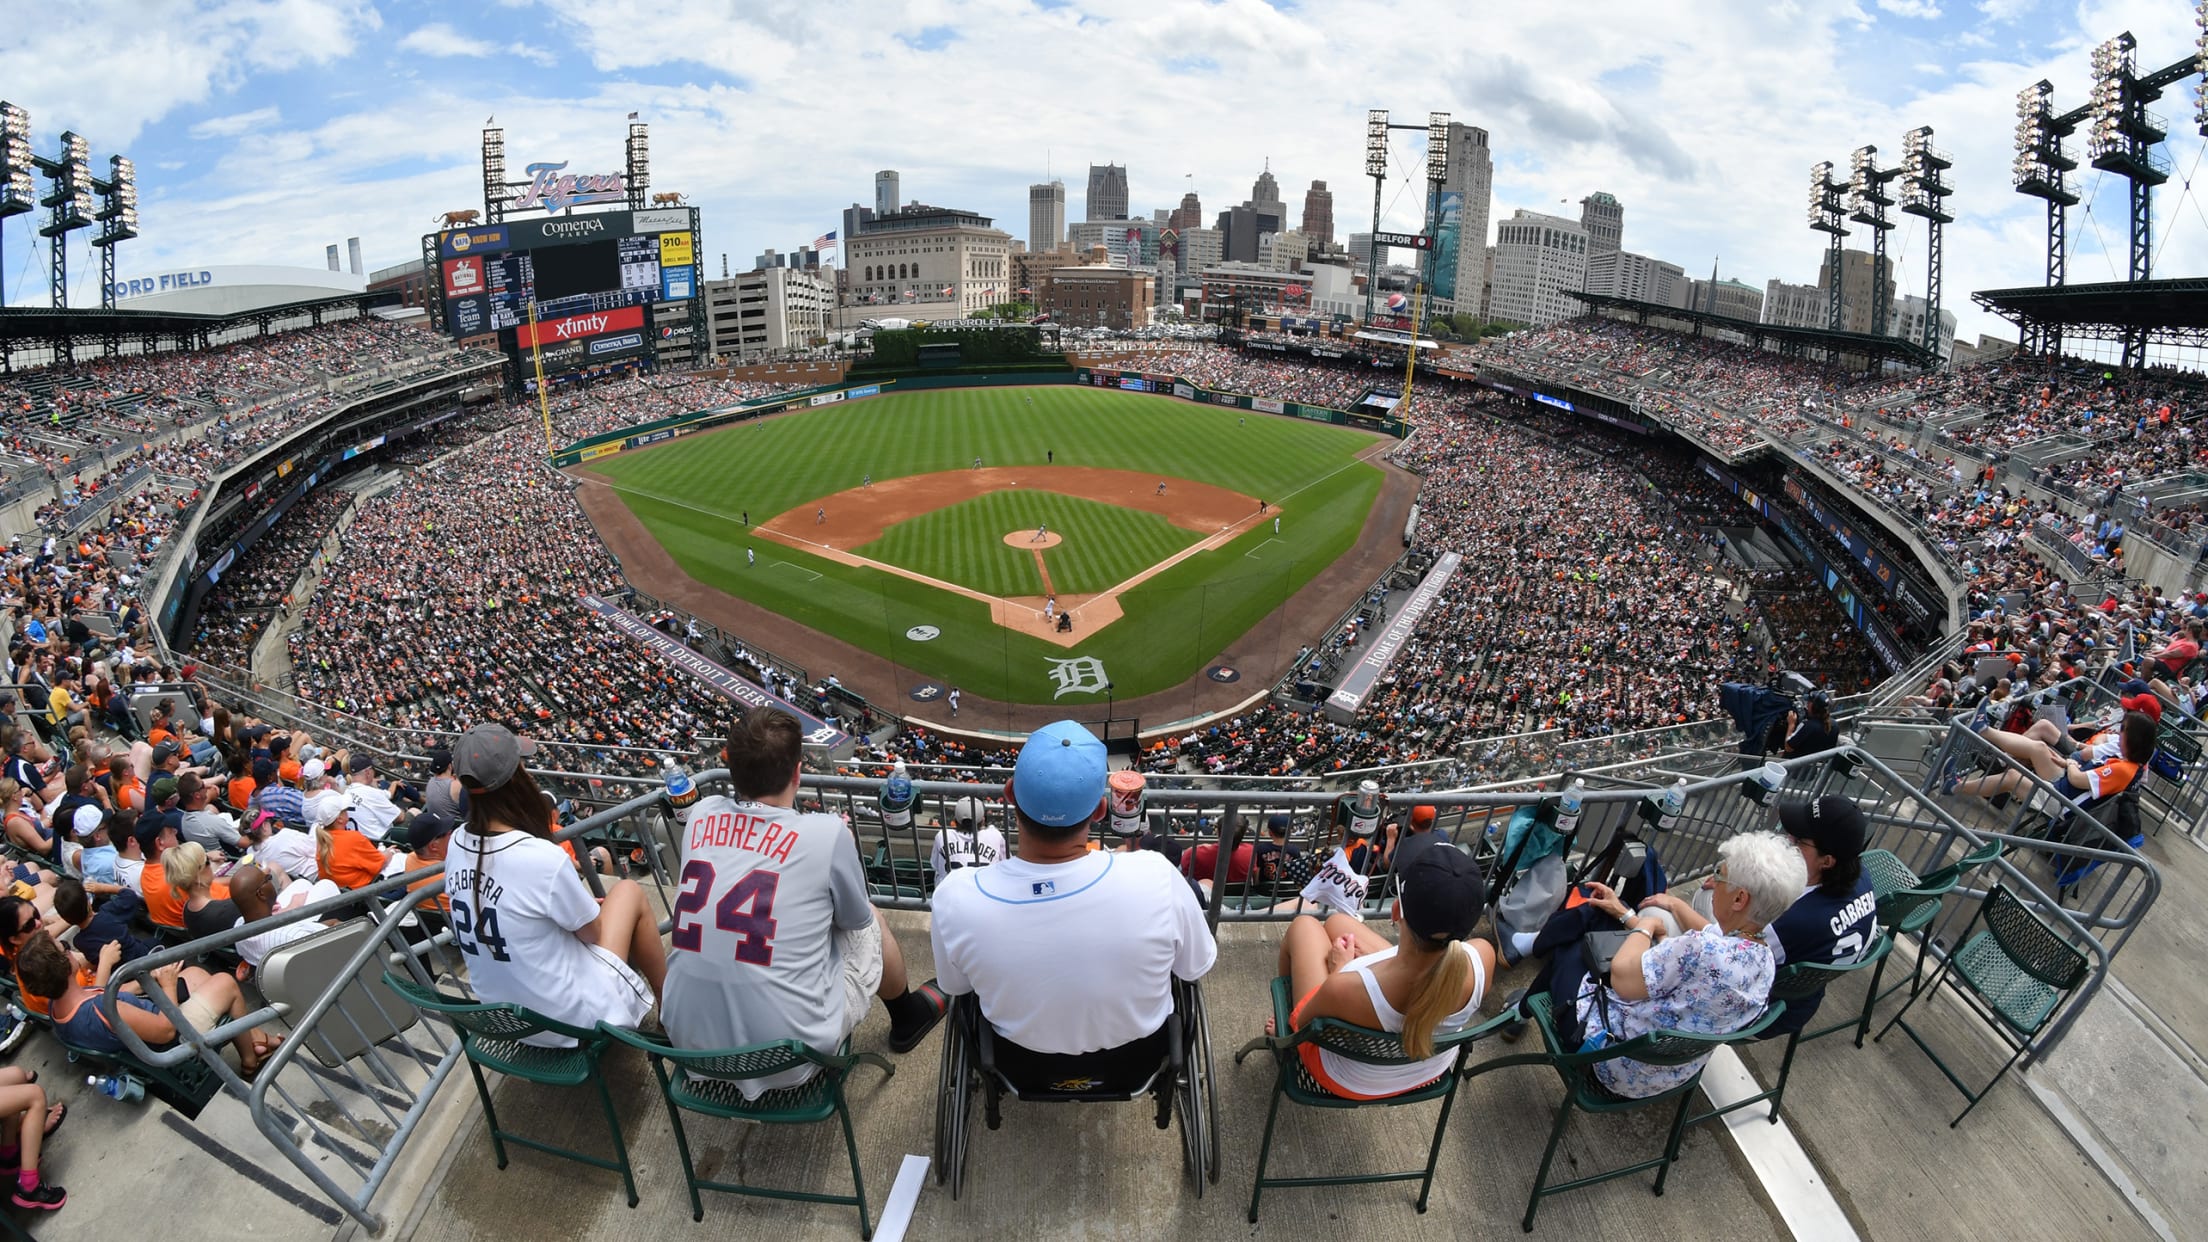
[875,170,900,217]
[1086,163,1128,221]
[1488,210,1588,326]
[1250,161,1284,219]
[1434,123,1493,319]
[1169,191,1203,232]
[1301,180,1333,246]
[1028,181,1066,250]
[1578,191,1623,262]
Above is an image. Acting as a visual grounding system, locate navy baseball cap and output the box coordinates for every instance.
[1397,845,1485,942]
[1011,720,1107,828]
[1779,795,1866,863]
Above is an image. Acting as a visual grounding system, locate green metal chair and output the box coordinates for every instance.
[381,973,638,1207]
[1231,975,1513,1223]
[1684,931,1894,1130]
[1464,991,1788,1232]
[601,1024,893,1237]
[1874,883,2092,1126]
[1844,839,2005,1043]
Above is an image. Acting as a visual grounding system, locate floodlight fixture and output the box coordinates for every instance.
[624,119,649,209]
[1426,111,1449,181]
[1365,109,1389,178]
[2197,0,2208,132]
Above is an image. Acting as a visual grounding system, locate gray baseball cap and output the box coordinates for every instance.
[452,725,536,791]
[949,796,987,826]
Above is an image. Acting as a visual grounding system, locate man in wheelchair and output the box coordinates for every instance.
[931,719,1216,1092]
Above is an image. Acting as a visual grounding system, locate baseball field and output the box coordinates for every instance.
[581,385,1387,705]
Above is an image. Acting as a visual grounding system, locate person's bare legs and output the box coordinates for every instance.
[583,879,668,998]
[872,905,911,999]
[180,967,271,1069]
[1976,725,2066,780]
[0,1080,54,1181]
[1954,768,2030,800]
[1278,915,1333,1015]
[2021,718,2065,748]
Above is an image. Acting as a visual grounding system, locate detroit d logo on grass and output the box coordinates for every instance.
[1046,657,1110,700]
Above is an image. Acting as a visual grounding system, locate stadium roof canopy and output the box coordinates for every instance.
[1568,291,1939,373]
[1973,277,2208,349]
[0,290,396,372]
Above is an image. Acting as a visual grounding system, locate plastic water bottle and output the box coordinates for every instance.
[1556,778,1586,837]
[88,1073,144,1103]
[880,758,915,833]
[661,759,698,813]
[1642,777,1686,833]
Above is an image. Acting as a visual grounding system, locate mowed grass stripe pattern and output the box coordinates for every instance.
[591,385,1369,516]
[857,491,1202,597]
[589,386,1385,702]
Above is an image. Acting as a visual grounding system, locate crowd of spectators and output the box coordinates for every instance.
[541,373,812,444]
[1169,345,1389,410]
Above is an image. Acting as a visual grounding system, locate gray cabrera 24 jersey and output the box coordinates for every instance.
[661,796,873,1069]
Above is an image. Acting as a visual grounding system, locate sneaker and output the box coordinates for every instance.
[0,1014,30,1058]
[1496,988,1529,1044]
[11,1178,63,1211]
[1490,921,1519,970]
[887,979,948,1054]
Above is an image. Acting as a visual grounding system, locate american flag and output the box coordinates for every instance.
[814,230,838,250]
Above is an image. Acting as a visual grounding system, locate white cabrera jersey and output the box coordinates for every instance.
[662,796,873,1071]
[446,829,652,1047]
[931,849,1217,1056]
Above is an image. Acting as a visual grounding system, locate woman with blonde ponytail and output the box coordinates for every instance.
[1271,847,1492,1099]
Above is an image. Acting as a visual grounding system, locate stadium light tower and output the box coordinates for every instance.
[1422,111,1448,317]
[481,124,507,223]
[32,131,95,309]
[2086,31,2172,365]
[1364,108,1388,323]
[91,155,138,310]
[0,103,34,298]
[1807,160,1851,332]
[2010,79,2078,357]
[2197,0,2208,135]
[1898,126,1953,360]
[1846,144,1898,338]
[624,118,650,211]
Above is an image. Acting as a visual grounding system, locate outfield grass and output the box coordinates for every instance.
[590,386,1385,703]
[857,490,1202,597]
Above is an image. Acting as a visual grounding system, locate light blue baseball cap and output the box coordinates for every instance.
[1012,720,1108,828]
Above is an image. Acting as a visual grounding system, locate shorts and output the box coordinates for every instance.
[832,913,885,1039]
[584,944,658,1032]
[178,991,224,1035]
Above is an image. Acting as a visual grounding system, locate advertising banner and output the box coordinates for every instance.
[628,429,676,448]
[439,225,510,258]
[1172,381,1196,399]
[848,385,882,399]
[507,213,625,249]
[631,208,690,233]
[810,391,845,406]
[514,304,646,349]
[1252,397,1285,414]
[1326,552,1462,718]
[446,295,490,337]
[579,443,622,462]
[660,267,694,300]
[442,256,486,299]
[581,595,850,749]
[589,331,645,357]
[658,231,695,266]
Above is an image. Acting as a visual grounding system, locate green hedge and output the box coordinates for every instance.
[865,325,1043,368]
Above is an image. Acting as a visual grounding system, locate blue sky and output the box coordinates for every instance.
[1,0,2203,344]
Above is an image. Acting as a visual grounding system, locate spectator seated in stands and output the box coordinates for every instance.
[1500,831,1804,1099]
[1949,709,2157,805]
[1385,804,1446,877]
[0,1057,64,1210]
[928,795,1005,885]
[226,863,341,970]
[663,710,945,1087]
[1251,813,1304,886]
[20,929,278,1078]
[1270,845,1493,1099]
[136,801,228,932]
[308,791,389,891]
[443,725,665,1045]
[176,772,242,857]
[50,878,151,969]
[0,779,54,862]
[1635,796,1876,1037]
[931,720,1217,1083]
[167,842,240,942]
[340,752,406,842]
[1179,826,1255,894]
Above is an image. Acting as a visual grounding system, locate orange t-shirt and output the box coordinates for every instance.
[146,727,175,750]
[113,775,144,813]
[226,775,256,812]
[320,829,388,891]
[141,862,229,929]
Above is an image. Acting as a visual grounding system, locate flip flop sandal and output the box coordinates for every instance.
[40,1103,63,1139]
[887,979,949,1054]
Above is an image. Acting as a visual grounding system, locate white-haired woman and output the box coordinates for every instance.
[1526,831,1805,1100]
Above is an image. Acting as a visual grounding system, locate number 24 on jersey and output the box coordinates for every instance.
[671,860,781,966]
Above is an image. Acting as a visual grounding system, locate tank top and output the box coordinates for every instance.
[1315,942,1485,1098]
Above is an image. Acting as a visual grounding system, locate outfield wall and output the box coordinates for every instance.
[1072,367,1413,438]
[550,379,900,467]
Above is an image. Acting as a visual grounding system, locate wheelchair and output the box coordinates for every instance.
[933,978,1219,1200]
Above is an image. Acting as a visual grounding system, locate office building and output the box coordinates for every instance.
[1817,248,1896,336]
[1585,250,1684,306]
[844,203,1013,314]
[1169,191,1203,231]
[875,170,900,217]
[1199,262,1314,320]
[704,266,834,359]
[1250,162,1284,218]
[1028,180,1066,251]
[1301,180,1334,246]
[1687,277,1765,323]
[1578,192,1623,261]
[1433,122,1495,319]
[1262,229,1309,273]
[1036,265,1154,330]
[1086,163,1128,221]
[1179,226,1224,272]
[1216,205,1283,264]
[1488,210,1588,326]
[1762,279,1826,329]
[1890,294,1958,364]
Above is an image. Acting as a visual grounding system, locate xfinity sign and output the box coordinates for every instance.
[514,304,644,349]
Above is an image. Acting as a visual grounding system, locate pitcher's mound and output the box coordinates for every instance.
[1005,530,1064,549]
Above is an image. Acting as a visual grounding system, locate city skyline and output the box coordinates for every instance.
[0,0,2197,341]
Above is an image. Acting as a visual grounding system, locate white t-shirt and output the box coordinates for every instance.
[114,854,145,894]
[251,828,320,885]
[932,849,1217,1056]
[446,827,654,1047]
[237,877,342,967]
[343,783,404,842]
[928,824,1006,884]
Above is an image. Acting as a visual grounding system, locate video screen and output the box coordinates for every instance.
[532,241,621,302]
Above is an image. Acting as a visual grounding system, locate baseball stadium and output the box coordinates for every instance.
[0,17,2203,1242]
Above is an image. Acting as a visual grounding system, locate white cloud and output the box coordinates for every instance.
[190,107,281,140]
[397,21,556,65]
[1877,0,1943,17]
